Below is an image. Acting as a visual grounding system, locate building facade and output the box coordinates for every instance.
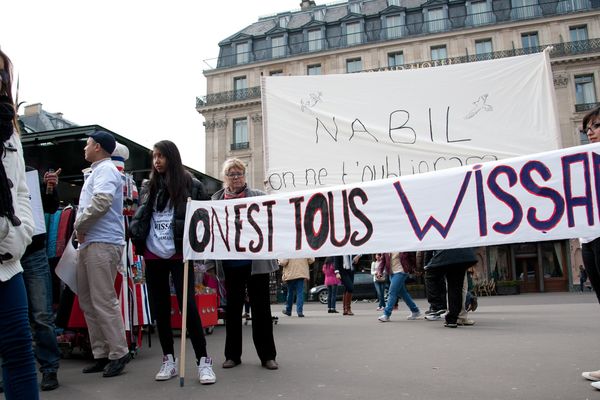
[197,0,600,292]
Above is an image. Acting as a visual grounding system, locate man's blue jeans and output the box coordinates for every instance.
[21,248,60,373]
[384,272,419,317]
[0,273,39,399]
[285,278,305,315]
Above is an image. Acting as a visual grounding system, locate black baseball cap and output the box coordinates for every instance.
[88,130,116,154]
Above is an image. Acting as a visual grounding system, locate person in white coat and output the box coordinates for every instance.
[0,49,38,400]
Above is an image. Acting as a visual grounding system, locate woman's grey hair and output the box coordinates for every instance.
[221,157,246,177]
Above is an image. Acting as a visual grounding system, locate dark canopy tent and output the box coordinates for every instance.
[20,124,221,205]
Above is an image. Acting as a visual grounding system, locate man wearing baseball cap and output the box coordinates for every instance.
[74,130,130,378]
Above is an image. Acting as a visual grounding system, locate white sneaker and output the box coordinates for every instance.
[378,314,390,322]
[457,318,475,326]
[198,356,216,384]
[583,370,600,381]
[425,314,442,321]
[592,381,600,390]
[155,354,178,381]
[407,311,423,320]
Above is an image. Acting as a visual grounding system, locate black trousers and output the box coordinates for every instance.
[339,268,354,293]
[224,264,276,363]
[145,259,207,360]
[582,238,600,304]
[426,264,469,324]
[425,268,447,311]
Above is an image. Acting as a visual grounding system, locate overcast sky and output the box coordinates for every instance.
[1,0,302,173]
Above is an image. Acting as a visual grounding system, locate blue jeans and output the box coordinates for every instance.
[285,278,305,314]
[327,285,338,310]
[21,248,60,373]
[373,280,387,308]
[384,272,419,317]
[0,273,39,400]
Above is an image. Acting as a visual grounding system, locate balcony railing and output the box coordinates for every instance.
[230,142,250,151]
[207,0,594,70]
[575,102,600,112]
[197,38,600,108]
[197,86,261,108]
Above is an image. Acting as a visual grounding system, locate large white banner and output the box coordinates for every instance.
[262,52,561,193]
[184,144,600,260]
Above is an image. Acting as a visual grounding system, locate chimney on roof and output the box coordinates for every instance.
[24,103,43,116]
[300,0,317,10]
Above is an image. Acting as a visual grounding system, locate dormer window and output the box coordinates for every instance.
[279,15,290,28]
[314,8,325,21]
[427,7,447,33]
[272,36,285,58]
[346,21,362,45]
[349,2,362,13]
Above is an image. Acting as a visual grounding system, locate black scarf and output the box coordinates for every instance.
[0,95,18,226]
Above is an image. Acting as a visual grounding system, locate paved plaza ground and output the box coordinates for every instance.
[16,292,600,400]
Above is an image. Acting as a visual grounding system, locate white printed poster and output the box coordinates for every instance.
[25,170,46,236]
[184,144,600,260]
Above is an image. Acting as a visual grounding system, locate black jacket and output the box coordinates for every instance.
[130,173,207,255]
[424,248,477,269]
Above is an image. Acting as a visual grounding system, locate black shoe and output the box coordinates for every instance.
[41,372,59,391]
[102,353,131,378]
[82,358,109,374]
[222,359,241,369]
[298,313,305,317]
[281,309,291,316]
[444,322,458,328]
[331,309,339,313]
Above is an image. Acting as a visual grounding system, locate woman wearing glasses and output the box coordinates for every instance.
[209,158,279,370]
[0,49,38,399]
[579,106,600,389]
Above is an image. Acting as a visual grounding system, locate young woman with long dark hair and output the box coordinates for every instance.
[130,140,215,384]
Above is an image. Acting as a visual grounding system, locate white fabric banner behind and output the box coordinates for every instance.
[262,52,561,193]
[184,144,600,260]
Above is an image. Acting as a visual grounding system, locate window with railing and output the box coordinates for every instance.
[272,36,285,58]
[308,29,323,52]
[431,45,447,60]
[427,8,447,33]
[475,39,493,60]
[575,75,597,106]
[386,15,403,39]
[388,51,404,67]
[307,64,322,75]
[557,0,589,13]
[570,25,588,42]
[469,1,494,26]
[511,0,541,20]
[346,58,362,73]
[232,118,249,150]
[346,22,362,45]
[236,42,249,64]
[234,76,247,101]
[521,32,539,53]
